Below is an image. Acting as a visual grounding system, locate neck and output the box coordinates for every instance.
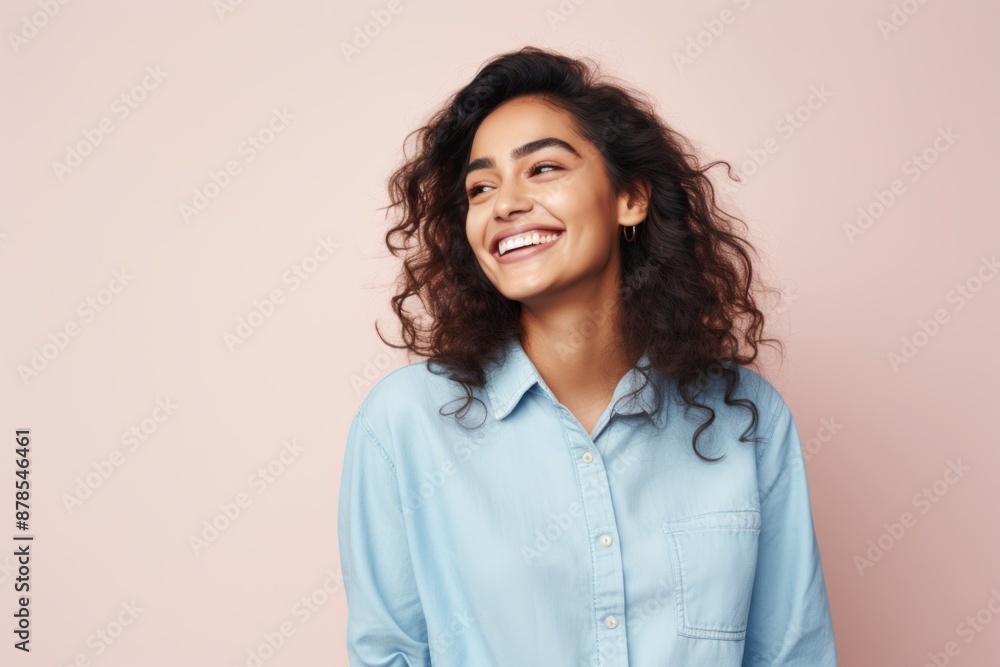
[518,283,634,403]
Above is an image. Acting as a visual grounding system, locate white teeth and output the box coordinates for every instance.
[498,231,561,256]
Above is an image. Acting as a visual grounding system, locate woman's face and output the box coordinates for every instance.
[464,96,647,307]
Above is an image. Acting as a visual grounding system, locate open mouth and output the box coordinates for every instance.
[493,230,564,262]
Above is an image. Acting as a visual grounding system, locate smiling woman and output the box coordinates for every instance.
[463,100,645,311]
[337,45,838,666]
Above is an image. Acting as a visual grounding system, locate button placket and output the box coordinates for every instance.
[550,403,628,665]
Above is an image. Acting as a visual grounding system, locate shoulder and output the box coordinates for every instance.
[702,362,789,445]
[733,364,786,419]
[724,365,808,482]
[354,357,469,439]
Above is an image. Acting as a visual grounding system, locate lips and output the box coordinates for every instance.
[489,223,566,255]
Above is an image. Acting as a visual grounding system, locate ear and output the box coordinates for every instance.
[616,176,651,227]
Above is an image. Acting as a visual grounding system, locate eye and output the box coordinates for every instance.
[531,162,560,175]
[466,162,562,199]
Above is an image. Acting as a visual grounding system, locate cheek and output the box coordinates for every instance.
[464,209,477,237]
[465,213,488,254]
[544,176,607,222]
[547,184,617,258]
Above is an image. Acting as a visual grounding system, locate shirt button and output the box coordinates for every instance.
[582,451,594,463]
[599,534,613,547]
[605,615,618,629]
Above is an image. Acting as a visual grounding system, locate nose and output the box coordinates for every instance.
[492,178,533,221]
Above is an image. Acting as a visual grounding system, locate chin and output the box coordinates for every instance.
[496,281,555,303]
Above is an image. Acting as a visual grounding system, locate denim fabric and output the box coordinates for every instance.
[338,337,837,666]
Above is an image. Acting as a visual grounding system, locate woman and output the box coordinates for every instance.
[337,46,837,666]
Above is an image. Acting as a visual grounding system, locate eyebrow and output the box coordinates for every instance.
[465,137,582,177]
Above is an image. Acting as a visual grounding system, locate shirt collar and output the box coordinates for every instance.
[484,337,667,428]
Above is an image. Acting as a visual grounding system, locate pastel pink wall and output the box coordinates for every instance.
[2,0,997,664]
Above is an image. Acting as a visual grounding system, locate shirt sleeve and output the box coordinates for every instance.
[338,404,431,666]
[741,396,838,666]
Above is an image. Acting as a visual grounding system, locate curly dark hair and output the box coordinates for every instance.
[375,45,784,461]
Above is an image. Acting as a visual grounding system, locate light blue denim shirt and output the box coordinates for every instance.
[337,337,837,666]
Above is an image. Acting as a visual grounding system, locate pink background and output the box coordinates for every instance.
[3,0,998,664]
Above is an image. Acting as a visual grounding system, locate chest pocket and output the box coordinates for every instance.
[662,509,761,641]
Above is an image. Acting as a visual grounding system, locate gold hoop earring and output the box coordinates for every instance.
[622,224,637,243]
